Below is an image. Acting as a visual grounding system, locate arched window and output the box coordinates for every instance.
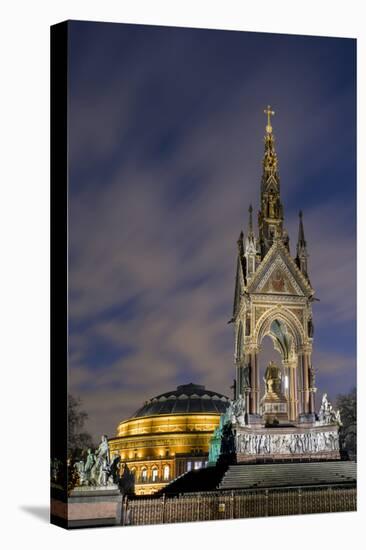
[141,467,147,482]
[152,466,158,482]
[163,465,170,481]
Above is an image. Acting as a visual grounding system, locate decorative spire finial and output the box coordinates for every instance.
[237,230,244,254]
[248,204,253,235]
[264,105,275,134]
[296,210,309,278]
[259,106,283,257]
[298,210,305,245]
[262,105,278,178]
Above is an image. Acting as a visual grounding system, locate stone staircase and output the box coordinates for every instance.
[219,461,357,490]
[157,465,227,495]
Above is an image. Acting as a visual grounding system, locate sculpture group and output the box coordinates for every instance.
[318,393,342,426]
[73,435,134,492]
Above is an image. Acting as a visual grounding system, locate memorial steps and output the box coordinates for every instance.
[157,460,356,496]
[219,461,357,490]
[157,465,227,495]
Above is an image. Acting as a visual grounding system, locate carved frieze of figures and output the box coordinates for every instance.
[235,430,339,456]
[318,393,342,426]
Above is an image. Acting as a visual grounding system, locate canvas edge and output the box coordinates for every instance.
[50,20,69,530]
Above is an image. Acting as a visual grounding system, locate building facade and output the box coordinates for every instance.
[109,383,229,495]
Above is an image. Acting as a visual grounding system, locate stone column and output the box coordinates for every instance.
[303,351,310,414]
[308,358,316,415]
[298,349,311,416]
[254,351,260,414]
[248,349,259,414]
[248,353,255,414]
[235,362,241,400]
[309,388,316,415]
[246,346,260,414]
[244,387,251,414]
[284,359,298,421]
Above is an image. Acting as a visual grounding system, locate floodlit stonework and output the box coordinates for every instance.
[109,383,229,494]
[213,107,341,463]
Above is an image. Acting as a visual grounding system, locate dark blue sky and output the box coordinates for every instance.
[67,21,356,438]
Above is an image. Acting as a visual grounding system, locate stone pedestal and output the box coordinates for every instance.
[260,392,288,424]
[246,413,262,425]
[52,485,124,529]
[298,413,316,424]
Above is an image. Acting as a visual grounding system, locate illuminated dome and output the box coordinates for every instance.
[131,383,229,418]
[109,383,229,495]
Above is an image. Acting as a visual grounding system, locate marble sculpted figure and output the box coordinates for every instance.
[264,361,282,394]
[73,435,120,488]
[231,393,246,426]
[84,448,96,483]
[242,360,251,389]
[318,393,342,426]
[94,435,112,486]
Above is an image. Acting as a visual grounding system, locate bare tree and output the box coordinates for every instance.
[336,387,356,460]
[68,394,94,460]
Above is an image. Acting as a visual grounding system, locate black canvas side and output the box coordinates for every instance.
[50,20,69,529]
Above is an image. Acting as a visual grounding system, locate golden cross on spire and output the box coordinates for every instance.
[264,105,275,133]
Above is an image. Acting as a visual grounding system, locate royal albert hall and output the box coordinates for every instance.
[108,383,230,495]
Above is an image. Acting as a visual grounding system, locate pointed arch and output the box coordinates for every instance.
[254,306,305,354]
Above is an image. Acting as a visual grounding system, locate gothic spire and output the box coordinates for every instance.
[237,230,245,258]
[297,210,306,246]
[248,204,254,236]
[245,205,257,278]
[231,230,246,319]
[258,106,284,257]
[296,210,309,278]
[261,105,280,191]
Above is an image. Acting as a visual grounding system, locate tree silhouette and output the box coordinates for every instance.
[68,394,94,460]
[336,387,356,460]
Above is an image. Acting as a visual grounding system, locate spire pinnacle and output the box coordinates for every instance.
[298,210,306,246]
[248,204,253,235]
[264,105,275,134]
[259,106,283,257]
[237,231,244,255]
[296,210,309,278]
[262,105,279,179]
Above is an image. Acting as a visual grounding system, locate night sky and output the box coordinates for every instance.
[68,21,356,439]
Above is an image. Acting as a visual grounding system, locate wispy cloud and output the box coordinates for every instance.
[67,23,356,438]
